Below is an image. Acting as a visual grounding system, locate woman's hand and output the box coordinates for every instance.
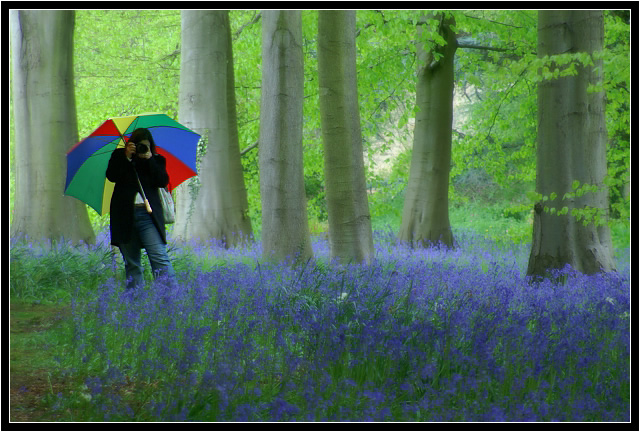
[137,150,152,160]
[125,142,136,159]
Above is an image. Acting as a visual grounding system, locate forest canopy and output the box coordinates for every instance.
[9,9,630,248]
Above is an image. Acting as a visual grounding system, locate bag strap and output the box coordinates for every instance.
[133,170,153,214]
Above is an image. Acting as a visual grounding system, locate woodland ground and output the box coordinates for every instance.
[10,302,70,421]
[9,217,630,422]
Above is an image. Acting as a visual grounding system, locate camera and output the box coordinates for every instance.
[135,142,149,155]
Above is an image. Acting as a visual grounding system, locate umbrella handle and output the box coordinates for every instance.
[144,198,152,214]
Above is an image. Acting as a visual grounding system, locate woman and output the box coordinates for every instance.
[106,128,175,289]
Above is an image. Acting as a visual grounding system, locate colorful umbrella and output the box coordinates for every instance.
[65,113,200,215]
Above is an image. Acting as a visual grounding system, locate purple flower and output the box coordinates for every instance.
[52,228,629,422]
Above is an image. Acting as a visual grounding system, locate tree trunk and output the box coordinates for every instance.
[399,13,457,248]
[10,10,95,244]
[175,10,253,247]
[318,10,374,264]
[527,10,615,277]
[259,10,312,263]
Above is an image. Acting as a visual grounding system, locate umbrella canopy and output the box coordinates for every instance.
[65,113,200,215]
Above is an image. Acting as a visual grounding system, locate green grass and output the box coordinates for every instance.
[10,301,75,421]
[9,239,115,303]
[370,197,629,251]
[449,202,532,246]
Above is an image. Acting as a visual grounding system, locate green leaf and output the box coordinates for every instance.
[467,74,482,87]
[397,113,408,129]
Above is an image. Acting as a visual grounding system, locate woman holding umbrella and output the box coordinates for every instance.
[106,127,175,289]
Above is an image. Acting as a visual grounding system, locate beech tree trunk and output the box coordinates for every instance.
[175,10,253,247]
[399,13,457,248]
[318,10,374,264]
[10,10,95,244]
[527,10,615,277]
[259,10,312,263]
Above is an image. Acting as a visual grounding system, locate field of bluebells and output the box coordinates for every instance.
[10,228,630,422]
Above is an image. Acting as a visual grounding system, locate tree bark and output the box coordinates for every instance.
[175,10,253,247]
[527,10,615,277]
[10,10,95,244]
[399,13,457,248]
[259,10,312,263]
[318,10,374,264]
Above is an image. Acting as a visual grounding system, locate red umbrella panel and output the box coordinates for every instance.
[65,113,200,215]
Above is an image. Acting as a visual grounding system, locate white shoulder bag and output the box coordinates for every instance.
[159,187,175,224]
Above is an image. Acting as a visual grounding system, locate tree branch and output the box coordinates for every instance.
[233,11,261,40]
[356,10,389,38]
[457,42,513,52]
[462,13,526,29]
[240,140,259,156]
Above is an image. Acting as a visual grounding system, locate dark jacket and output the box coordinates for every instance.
[106,148,169,246]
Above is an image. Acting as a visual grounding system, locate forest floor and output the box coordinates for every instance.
[9,302,71,422]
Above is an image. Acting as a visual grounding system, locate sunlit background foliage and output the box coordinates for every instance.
[10,10,628,244]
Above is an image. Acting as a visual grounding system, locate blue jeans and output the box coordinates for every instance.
[119,207,175,289]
